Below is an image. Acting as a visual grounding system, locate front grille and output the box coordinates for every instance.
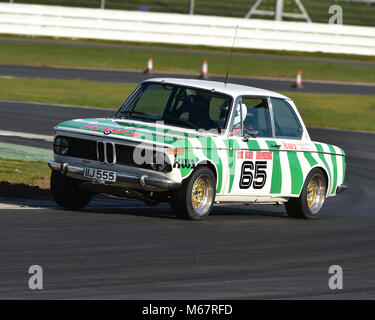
[116,144,169,171]
[97,141,105,162]
[56,136,170,171]
[97,141,116,164]
[116,144,149,169]
[59,136,97,160]
[106,143,115,164]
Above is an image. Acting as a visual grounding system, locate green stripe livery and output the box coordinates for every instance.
[197,137,223,193]
[287,151,304,195]
[315,143,332,194]
[266,140,282,194]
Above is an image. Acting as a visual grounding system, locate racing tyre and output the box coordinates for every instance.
[170,167,216,220]
[50,170,92,209]
[285,168,327,219]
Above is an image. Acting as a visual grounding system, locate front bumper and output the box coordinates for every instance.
[48,160,181,192]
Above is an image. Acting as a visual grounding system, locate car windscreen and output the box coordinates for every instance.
[115,82,232,133]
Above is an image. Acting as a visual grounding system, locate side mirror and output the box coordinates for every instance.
[243,129,259,141]
[242,129,259,141]
[246,129,259,138]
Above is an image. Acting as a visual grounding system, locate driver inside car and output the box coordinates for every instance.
[231,103,248,135]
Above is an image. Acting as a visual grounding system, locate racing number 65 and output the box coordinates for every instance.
[239,161,267,189]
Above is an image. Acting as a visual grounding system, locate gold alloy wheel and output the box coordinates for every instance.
[306,175,326,215]
[191,174,214,215]
[307,178,318,208]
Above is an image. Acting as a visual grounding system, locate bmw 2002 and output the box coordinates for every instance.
[49,78,346,219]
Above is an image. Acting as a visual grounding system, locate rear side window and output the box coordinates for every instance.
[271,98,303,139]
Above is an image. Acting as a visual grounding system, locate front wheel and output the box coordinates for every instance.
[285,168,327,219]
[170,167,216,220]
[50,171,92,209]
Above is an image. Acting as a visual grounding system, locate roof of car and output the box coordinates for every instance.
[144,78,290,100]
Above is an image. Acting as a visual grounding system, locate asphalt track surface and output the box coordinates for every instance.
[2,64,375,95]
[0,100,374,299]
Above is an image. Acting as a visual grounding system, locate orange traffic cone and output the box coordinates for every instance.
[199,59,208,79]
[293,70,303,88]
[144,57,153,74]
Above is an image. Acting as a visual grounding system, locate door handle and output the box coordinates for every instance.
[271,144,281,149]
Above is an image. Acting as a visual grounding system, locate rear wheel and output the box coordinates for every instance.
[50,170,92,209]
[170,167,216,220]
[285,168,327,219]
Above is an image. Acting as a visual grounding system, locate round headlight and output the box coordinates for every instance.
[54,137,69,155]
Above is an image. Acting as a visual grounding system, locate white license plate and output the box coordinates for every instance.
[84,167,117,182]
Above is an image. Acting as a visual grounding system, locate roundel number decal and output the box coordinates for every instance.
[239,161,267,189]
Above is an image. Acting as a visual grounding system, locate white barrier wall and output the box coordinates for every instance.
[1,3,375,56]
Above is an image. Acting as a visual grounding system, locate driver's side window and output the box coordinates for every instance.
[231,97,272,138]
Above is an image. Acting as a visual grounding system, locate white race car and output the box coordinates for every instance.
[49,78,346,219]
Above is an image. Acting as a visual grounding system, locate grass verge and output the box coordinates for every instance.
[281,92,375,132]
[1,77,374,132]
[1,39,375,83]
[0,158,50,189]
[0,158,51,198]
[4,34,375,62]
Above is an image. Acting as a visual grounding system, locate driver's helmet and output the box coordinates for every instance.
[233,103,248,128]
